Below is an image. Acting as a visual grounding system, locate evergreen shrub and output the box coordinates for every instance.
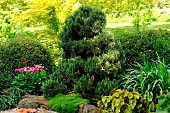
[41,79,67,98]
[52,5,122,103]
[58,5,106,59]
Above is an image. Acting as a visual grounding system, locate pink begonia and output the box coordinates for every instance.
[14,64,44,73]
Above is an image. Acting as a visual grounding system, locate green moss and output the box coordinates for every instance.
[48,93,90,113]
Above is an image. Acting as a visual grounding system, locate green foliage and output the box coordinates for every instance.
[0,37,55,89]
[59,5,106,40]
[41,79,67,98]
[0,0,25,11]
[80,0,158,31]
[48,93,90,113]
[0,9,20,39]
[96,78,118,99]
[53,5,122,103]
[55,32,121,89]
[121,57,170,98]
[74,75,95,99]
[54,57,84,90]
[11,0,78,64]
[156,92,170,113]
[58,5,106,59]
[74,76,118,102]
[118,29,170,68]
[98,89,155,113]
[0,96,8,111]
[0,0,26,41]
[0,86,24,110]
[11,70,47,95]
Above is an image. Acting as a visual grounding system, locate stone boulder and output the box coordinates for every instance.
[18,98,40,109]
[78,104,102,113]
[20,94,51,110]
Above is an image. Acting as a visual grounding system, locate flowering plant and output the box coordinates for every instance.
[12,62,47,95]
[14,64,45,73]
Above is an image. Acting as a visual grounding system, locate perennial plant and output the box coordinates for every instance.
[12,63,47,95]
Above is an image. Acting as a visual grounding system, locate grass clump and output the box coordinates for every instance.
[121,56,170,98]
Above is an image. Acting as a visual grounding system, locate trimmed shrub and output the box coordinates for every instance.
[48,93,90,113]
[41,79,67,98]
[0,37,55,89]
[117,29,170,68]
[52,5,121,103]
[58,5,106,59]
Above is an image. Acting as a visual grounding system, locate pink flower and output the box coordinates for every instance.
[34,64,44,71]
[14,68,20,72]
[34,64,44,69]
[23,61,28,65]
[24,67,33,72]
[18,68,25,72]
[31,68,36,73]
[14,64,45,73]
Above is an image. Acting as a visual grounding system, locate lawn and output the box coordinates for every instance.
[106,22,170,33]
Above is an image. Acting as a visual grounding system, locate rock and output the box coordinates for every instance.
[21,94,51,110]
[78,104,102,113]
[18,98,40,109]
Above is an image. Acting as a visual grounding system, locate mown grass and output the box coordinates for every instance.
[106,23,170,34]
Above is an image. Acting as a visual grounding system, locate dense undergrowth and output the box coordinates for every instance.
[0,4,170,113]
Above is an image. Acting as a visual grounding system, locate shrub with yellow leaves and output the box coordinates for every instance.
[11,0,80,64]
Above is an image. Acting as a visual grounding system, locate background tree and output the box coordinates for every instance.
[10,0,79,64]
[79,0,160,31]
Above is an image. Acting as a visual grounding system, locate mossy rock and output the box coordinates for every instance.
[18,98,40,109]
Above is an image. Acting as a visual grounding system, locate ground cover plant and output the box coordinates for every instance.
[156,92,170,113]
[98,89,155,113]
[48,93,90,113]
